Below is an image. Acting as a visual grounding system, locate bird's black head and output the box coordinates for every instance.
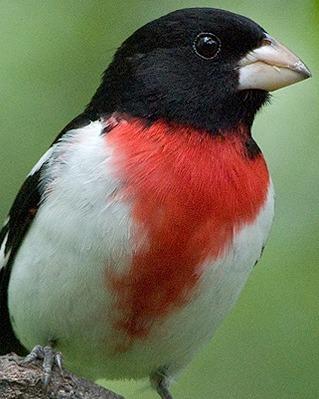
[86,8,310,133]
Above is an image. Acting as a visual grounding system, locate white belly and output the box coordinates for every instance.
[8,121,275,380]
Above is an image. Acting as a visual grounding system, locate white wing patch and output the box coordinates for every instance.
[1,144,57,268]
[0,218,10,270]
[28,146,56,177]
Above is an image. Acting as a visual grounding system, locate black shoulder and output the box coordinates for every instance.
[0,112,93,355]
[51,112,94,144]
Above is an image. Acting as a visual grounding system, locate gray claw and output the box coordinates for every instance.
[21,343,64,388]
[55,351,64,376]
[22,344,43,364]
[42,346,55,387]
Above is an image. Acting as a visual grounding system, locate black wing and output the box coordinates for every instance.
[0,170,42,355]
[0,113,93,355]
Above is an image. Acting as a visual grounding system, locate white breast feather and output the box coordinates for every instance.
[8,119,275,382]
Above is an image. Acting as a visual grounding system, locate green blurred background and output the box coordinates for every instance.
[0,1,318,398]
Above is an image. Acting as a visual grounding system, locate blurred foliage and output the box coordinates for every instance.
[0,1,318,398]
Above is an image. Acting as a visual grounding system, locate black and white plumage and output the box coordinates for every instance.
[0,8,310,398]
[0,170,42,355]
[0,112,95,355]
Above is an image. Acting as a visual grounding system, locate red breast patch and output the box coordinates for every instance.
[105,118,269,344]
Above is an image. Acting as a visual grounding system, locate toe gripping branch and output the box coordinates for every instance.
[22,344,63,388]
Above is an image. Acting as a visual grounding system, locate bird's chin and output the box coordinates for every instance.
[238,89,270,117]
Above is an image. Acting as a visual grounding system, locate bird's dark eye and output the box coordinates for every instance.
[193,33,221,60]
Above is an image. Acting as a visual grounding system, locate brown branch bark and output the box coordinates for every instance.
[0,353,125,399]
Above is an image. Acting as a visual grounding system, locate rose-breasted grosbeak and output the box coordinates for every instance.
[0,8,310,399]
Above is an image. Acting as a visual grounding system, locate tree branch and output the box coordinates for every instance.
[0,353,125,399]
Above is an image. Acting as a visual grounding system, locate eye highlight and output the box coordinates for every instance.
[193,33,221,60]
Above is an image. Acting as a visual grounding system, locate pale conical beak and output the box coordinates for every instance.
[238,34,311,91]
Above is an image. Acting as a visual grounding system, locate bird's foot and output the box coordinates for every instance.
[21,344,63,388]
[150,368,174,399]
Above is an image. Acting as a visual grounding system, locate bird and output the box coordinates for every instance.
[0,7,311,399]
